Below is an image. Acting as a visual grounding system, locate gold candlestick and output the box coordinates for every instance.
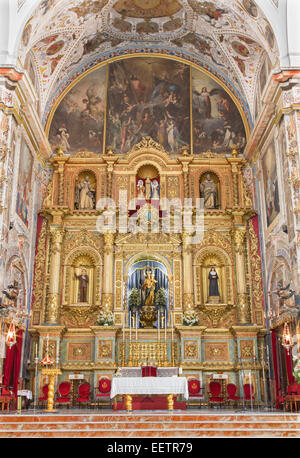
[127,341,133,367]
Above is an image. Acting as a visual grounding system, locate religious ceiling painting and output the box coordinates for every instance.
[16,142,33,227]
[47,56,247,155]
[192,68,246,154]
[241,0,258,18]
[112,0,182,18]
[48,65,106,154]
[262,139,280,228]
[106,57,190,154]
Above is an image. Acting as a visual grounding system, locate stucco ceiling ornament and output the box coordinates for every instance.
[17,0,279,125]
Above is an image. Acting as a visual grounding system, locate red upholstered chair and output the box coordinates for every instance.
[55,381,72,408]
[76,382,91,407]
[243,384,255,406]
[226,383,240,406]
[95,377,112,408]
[187,379,204,408]
[208,381,225,408]
[0,386,14,412]
[142,366,157,377]
[285,382,300,412]
[38,384,49,408]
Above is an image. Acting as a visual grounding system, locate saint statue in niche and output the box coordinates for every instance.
[150,179,160,199]
[141,269,157,308]
[137,179,145,200]
[200,174,218,209]
[208,267,220,299]
[75,175,95,210]
[74,269,89,303]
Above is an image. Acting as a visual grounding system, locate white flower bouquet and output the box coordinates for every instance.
[97,310,114,326]
[183,310,199,326]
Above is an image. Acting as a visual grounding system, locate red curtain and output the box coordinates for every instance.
[3,329,23,399]
[271,329,280,397]
[284,347,294,384]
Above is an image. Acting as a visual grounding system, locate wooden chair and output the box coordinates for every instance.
[76,382,91,408]
[95,377,112,408]
[187,379,204,408]
[38,384,49,408]
[226,383,240,407]
[208,381,225,408]
[55,381,72,408]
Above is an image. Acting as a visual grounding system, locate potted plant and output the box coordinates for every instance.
[155,287,167,311]
[128,287,141,312]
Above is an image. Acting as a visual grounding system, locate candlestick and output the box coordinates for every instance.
[158,310,160,341]
[123,312,125,341]
[135,311,138,341]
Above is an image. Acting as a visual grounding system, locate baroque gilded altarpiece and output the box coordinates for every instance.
[28,134,267,401]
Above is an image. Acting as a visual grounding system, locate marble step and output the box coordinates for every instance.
[0,413,299,437]
[0,420,299,431]
[0,428,299,438]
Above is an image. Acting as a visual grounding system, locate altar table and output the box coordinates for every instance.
[110,376,189,411]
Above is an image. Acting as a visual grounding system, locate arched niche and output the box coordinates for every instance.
[194,247,233,305]
[136,164,160,202]
[199,171,220,209]
[74,170,97,210]
[62,247,102,306]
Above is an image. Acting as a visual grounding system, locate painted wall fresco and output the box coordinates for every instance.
[48,57,247,155]
[48,66,106,154]
[262,140,280,228]
[192,68,246,154]
[106,57,190,154]
[16,142,33,227]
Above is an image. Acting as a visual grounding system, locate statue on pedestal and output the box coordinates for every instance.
[208,267,220,302]
[141,269,157,308]
[74,269,89,303]
[75,176,95,210]
[200,174,218,209]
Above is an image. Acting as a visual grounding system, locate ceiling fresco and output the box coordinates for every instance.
[18,0,279,131]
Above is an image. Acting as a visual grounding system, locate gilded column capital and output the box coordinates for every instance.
[232,227,246,253]
[49,227,65,245]
[103,231,115,247]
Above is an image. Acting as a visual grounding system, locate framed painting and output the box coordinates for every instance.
[16,141,33,227]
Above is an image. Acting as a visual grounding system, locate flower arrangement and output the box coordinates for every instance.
[97,310,114,326]
[183,310,199,326]
[293,359,300,383]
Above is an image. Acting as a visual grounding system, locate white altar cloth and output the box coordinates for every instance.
[110,377,189,400]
